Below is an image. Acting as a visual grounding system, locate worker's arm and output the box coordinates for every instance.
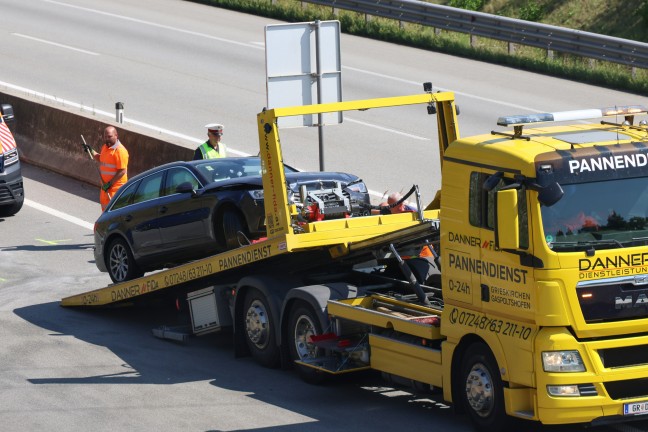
[110,168,126,185]
[102,168,126,191]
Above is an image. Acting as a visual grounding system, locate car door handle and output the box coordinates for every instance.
[124,214,132,222]
[159,206,168,214]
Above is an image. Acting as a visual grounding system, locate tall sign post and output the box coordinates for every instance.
[265,20,342,171]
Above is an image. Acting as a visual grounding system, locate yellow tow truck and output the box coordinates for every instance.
[63,84,648,431]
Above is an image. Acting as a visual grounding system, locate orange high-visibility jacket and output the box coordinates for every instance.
[99,142,129,208]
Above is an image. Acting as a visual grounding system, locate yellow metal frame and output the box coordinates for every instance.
[63,91,458,307]
[257,91,458,245]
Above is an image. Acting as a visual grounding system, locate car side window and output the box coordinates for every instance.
[133,171,164,204]
[163,167,201,196]
[111,180,139,211]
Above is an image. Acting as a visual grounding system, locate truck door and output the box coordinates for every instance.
[441,164,481,307]
[475,172,534,319]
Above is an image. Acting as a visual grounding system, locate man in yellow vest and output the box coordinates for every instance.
[193,123,227,160]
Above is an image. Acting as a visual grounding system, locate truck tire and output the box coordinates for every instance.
[106,237,143,283]
[288,302,326,384]
[0,196,24,217]
[243,288,280,368]
[221,209,247,250]
[459,342,511,432]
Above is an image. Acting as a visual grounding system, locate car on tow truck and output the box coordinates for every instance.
[94,156,371,282]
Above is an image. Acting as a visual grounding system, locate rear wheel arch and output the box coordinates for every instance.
[281,282,361,338]
[450,334,510,409]
[103,232,133,261]
[105,235,143,283]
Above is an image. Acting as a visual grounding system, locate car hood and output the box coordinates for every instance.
[204,171,358,192]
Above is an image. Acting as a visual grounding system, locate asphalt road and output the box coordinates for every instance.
[4,164,648,432]
[2,0,648,431]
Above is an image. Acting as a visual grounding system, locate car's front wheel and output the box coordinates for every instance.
[106,237,143,283]
[219,208,248,250]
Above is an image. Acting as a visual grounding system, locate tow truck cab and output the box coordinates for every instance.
[0,103,24,216]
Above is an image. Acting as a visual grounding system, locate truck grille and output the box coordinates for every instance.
[577,276,648,323]
[599,345,648,368]
[0,181,23,203]
[604,378,648,400]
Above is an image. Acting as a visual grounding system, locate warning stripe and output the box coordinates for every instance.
[0,117,17,153]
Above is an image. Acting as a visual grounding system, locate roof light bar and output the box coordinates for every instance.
[497,105,648,127]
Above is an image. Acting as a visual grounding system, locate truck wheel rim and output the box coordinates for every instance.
[245,299,269,349]
[465,362,494,418]
[293,314,317,360]
[109,243,128,281]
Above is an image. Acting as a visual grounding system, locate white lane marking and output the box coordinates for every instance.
[12,33,100,56]
[43,0,541,113]
[25,199,94,231]
[43,0,263,51]
[343,66,544,113]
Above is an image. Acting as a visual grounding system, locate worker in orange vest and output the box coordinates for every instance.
[87,126,129,210]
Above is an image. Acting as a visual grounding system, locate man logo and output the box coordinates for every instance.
[615,294,648,309]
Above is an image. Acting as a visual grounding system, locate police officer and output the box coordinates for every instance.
[193,123,227,160]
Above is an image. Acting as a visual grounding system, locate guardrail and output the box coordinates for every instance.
[301,0,648,70]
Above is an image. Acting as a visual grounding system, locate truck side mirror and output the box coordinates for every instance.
[496,189,520,250]
[537,182,564,207]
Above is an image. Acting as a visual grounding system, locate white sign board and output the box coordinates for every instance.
[265,21,342,128]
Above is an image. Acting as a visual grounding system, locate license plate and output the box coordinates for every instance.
[624,401,648,416]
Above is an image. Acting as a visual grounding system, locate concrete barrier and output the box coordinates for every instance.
[0,87,194,188]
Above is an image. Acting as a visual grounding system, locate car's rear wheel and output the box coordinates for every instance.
[106,237,143,283]
[221,209,248,250]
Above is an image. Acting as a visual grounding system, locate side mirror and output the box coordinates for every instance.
[483,171,504,191]
[496,189,520,250]
[1,104,15,125]
[538,182,564,207]
[176,182,195,194]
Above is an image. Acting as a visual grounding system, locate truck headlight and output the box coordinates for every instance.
[542,351,585,372]
[547,385,581,397]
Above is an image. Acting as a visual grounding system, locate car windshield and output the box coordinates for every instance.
[541,177,648,251]
[194,157,297,183]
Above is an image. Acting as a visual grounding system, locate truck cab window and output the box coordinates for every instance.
[469,172,529,249]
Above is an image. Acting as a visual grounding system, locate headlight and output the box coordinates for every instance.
[248,190,264,200]
[346,181,367,193]
[547,385,581,397]
[542,351,585,372]
[3,149,19,166]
